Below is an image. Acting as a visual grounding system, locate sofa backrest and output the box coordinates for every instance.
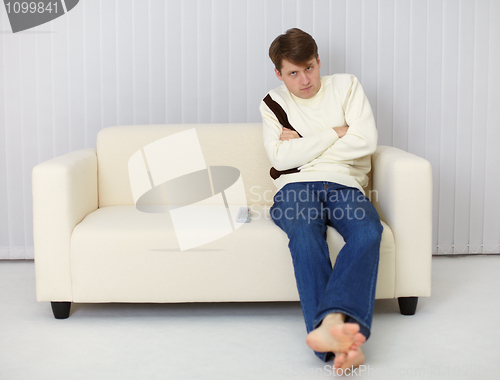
[96,124,276,208]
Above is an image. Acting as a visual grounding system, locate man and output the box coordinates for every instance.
[260,28,383,371]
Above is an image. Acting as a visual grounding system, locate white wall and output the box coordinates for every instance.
[1,0,499,259]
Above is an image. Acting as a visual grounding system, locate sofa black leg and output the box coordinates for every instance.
[51,301,71,319]
[398,297,418,315]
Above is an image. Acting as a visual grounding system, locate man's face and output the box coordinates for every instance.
[275,57,321,99]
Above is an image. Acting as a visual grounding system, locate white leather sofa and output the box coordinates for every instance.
[32,123,432,319]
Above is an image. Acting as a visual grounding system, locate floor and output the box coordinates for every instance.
[1,255,499,380]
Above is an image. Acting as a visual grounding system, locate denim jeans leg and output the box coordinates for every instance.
[270,182,334,361]
[313,183,383,340]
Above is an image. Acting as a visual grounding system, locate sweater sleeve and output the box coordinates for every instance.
[260,99,338,171]
[328,75,378,160]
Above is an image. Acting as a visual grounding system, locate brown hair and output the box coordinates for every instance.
[269,28,318,74]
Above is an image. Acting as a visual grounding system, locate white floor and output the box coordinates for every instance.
[1,255,500,380]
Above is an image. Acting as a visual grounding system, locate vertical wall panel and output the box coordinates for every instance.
[408,0,427,159]
[361,0,378,118]
[36,28,54,163]
[264,0,282,92]
[101,0,118,129]
[50,15,70,157]
[84,0,102,145]
[439,0,460,253]
[483,0,500,253]
[116,0,134,125]
[4,33,23,258]
[376,0,394,146]
[469,0,489,253]
[165,0,182,123]
[329,0,346,75]
[345,0,362,79]
[149,0,166,124]
[197,0,213,122]
[246,0,266,122]
[133,0,150,125]
[393,0,410,151]
[229,0,247,122]
[1,0,499,258]
[282,0,297,32]
[296,0,313,38]
[454,0,476,253]
[211,0,230,123]
[0,12,8,258]
[67,3,85,150]
[178,0,196,123]
[313,0,330,77]
[426,0,443,253]
[181,0,198,124]
[19,33,38,257]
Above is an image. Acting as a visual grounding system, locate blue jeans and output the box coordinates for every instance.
[270,182,383,362]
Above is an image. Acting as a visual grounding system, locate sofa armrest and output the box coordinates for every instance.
[371,146,432,298]
[32,148,98,302]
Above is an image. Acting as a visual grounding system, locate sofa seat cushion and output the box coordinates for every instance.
[70,205,395,302]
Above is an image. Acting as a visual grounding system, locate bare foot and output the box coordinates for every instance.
[333,346,366,372]
[305,313,365,354]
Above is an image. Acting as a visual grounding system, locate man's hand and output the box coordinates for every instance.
[280,127,300,141]
[333,126,349,138]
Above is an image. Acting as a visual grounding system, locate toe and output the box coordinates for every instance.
[342,323,360,335]
[334,353,346,369]
[354,332,366,344]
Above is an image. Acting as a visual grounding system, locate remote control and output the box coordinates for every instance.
[236,207,251,223]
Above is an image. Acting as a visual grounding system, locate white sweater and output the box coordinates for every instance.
[259,74,378,194]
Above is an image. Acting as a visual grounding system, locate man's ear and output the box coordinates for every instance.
[317,56,321,69]
[274,68,283,81]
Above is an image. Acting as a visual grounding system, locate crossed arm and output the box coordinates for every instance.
[280,126,349,141]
